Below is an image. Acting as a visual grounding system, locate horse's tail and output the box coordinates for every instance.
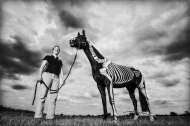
[138,75,150,112]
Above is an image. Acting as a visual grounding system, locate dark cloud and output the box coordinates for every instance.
[135,3,190,62]
[0,36,42,80]
[58,9,84,28]
[48,0,86,28]
[50,0,86,7]
[156,78,180,87]
[163,7,190,61]
[163,24,190,61]
[139,9,190,62]
[136,27,168,57]
[138,29,168,42]
[11,84,29,90]
[170,7,190,62]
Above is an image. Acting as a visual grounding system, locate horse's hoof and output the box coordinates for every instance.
[103,118,107,121]
[114,116,118,121]
[150,116,154,121]
[133,115,139,121]
[113,120,117,123]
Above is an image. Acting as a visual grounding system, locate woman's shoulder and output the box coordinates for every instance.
[43,55,52,60]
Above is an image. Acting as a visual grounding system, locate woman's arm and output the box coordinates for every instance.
[38,60,48,81]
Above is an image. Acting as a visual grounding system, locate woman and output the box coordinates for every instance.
[34,46,64,119]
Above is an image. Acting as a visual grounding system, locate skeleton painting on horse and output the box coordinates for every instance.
[69,30,154,122]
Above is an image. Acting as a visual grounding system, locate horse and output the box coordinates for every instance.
[69,30,154,122]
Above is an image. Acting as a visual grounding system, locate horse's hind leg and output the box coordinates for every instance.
[127,87,139,120]
[138,77,154,121]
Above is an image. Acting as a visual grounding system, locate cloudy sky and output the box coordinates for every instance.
[0,0,189,116]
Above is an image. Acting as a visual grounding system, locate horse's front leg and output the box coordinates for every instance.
[107,80,118,122]
[97,84,108,120]
[99,68,117,121]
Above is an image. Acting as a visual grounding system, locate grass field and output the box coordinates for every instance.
[0,106,190,126]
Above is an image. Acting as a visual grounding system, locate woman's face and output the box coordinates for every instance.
[52,47,60,55]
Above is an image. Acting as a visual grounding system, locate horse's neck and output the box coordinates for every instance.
[83,41,105,70]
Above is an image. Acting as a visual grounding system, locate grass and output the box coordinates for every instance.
[0,107,190,126]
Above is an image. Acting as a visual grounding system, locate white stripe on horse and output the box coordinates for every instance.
[106,63,134,84]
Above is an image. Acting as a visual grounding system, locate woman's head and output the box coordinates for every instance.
[52,46,60,55]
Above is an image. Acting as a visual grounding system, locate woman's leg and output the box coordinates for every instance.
[46,75,59,119]
[34,73,52,118]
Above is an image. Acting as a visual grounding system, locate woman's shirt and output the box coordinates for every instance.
[43,55,62,76]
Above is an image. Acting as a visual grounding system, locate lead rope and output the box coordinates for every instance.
[32,49,79,105]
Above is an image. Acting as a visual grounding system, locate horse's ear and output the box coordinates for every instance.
[78,32,80,36]
[82,29,85,36]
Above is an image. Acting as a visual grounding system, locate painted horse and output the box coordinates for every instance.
[69,30,154,122]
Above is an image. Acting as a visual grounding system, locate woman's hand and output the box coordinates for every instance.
[37,76,43,83]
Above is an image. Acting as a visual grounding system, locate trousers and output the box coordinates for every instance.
[34,72,59,119]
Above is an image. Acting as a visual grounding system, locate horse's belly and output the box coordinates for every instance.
[113,84,127,88]
[113,79,134,88]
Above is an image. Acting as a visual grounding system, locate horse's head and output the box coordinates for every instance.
[69,30,88,49]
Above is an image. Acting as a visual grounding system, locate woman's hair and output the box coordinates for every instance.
[52,46,60,53]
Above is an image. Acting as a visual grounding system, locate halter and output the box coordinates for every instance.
[76,40,87,49]
[70,33,87,49]
[32,49,79,105]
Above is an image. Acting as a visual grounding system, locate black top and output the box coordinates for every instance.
[43,55,62,76]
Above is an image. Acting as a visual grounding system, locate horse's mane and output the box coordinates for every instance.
[88,41,105,59]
